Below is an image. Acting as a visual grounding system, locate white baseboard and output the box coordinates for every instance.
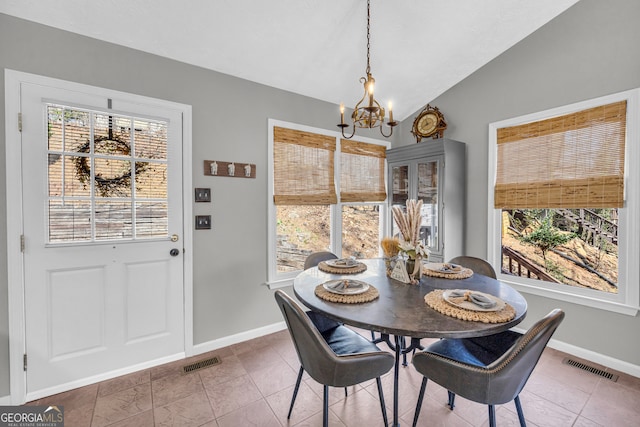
[25,352,186,403]
[547,338,640,378]
[192,321,287,355]
[512,327,640,378]
[0,395,11,405]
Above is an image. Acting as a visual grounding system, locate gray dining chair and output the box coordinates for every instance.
[304,251,338,270]
[411,309,564,427]
[448,255,497,279]
[274,290,394,427]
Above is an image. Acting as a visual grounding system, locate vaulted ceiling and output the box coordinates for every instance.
[1,0,580,120]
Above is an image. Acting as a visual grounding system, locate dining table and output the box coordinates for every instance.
[293,258,528,427]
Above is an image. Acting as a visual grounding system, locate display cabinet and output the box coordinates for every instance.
[387,139,466,263]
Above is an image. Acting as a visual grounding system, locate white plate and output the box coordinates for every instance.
[323,279,370,295]
[442,289,506,312]
[426,262,464,274]
[324,259,359,268]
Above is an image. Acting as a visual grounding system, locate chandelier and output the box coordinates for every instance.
[338,0,397,139]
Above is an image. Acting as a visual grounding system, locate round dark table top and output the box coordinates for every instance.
[293,258,528,339]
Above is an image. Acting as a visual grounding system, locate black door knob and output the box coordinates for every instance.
[170,248,180,257]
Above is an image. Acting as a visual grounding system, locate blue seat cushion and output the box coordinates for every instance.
[323,325,383,355]
[306,310,381,355]
[426,330,521,367]
[306,311,342,333]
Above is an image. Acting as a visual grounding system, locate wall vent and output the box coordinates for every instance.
[183,356,221,374]
[562,358,618,381]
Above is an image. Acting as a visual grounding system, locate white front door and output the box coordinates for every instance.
[19,80,185,398]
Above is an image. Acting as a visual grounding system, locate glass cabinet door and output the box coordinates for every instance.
[390,165,409,238]
[417,160,439,251]
[391,165,409,206]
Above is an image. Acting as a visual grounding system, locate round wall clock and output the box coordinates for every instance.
[411,104,447,142]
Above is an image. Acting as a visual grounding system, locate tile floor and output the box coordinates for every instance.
[27,328,640,427]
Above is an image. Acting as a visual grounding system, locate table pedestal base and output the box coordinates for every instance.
[380,334,423,427]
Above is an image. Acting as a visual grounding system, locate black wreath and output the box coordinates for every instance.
[74,135,147,197]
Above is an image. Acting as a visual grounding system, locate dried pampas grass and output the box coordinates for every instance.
[392,199,423,245]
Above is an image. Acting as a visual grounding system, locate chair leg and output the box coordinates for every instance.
[412,377,428,427]
[344,387,348,397]
[287,366,304,419]
[447,390,456,410]
[323,385,329,427]
[488,405,496,427]
[375,377,389,427]
[514,395,527,427]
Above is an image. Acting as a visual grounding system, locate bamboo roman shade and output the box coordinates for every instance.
[340,139,387,202]
[273,126,337,205]
[494,100,627,209]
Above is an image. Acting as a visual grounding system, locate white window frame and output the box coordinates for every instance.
[266,119,389,289]
[487,88,640,316]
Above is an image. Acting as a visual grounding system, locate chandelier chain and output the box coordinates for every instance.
[337,0,397,138]
[366,0,371,75]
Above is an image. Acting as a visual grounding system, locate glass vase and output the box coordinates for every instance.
[405,256,422,282]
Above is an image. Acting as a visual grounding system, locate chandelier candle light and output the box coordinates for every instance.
[392,199,429,282]
[338,0,398,139]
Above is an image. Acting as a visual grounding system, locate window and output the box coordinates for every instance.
[267,120,389,288]
[488,89,640,315]
[47,104,169,243]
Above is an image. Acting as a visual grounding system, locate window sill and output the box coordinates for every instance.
[264,278,294,290]
[500,276,639,316]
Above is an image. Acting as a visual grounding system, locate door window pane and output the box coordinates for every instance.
[135,162,167,198]
[48,200,91,243]
[95,201,133,240]
[134,120,168,159]
[136,202,169,238]
[93,158,134,197]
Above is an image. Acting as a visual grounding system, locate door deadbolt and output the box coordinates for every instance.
[171,234,179,242]
[170,248,180,257]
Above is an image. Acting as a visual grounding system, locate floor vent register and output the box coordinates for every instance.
[562,358,618,381]
[183,356,221,374]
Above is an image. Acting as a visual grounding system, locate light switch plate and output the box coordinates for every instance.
[195,188,211,202]
[195,215,211,229]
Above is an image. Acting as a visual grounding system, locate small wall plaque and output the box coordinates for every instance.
[204,160,255,178]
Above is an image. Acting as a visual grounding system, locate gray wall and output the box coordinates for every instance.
[397,0,640,365]
[0,13,387,397]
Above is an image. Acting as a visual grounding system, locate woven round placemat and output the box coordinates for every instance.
[423,266,473,279]
[424,289,515,323]
[318,261,367,274]
[315,284,379,304]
